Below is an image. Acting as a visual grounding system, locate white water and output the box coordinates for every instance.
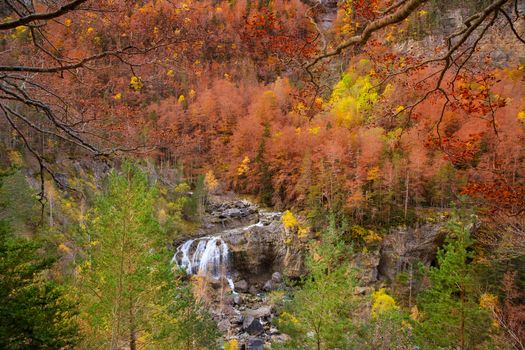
[172,210,282,293]
[172,236,236,292]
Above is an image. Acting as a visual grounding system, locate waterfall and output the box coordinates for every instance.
[172,236,236,292]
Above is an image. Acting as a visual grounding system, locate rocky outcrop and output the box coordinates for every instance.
[221,211,305,283]
[378,220,448,282]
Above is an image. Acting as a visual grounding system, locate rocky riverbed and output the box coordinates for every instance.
[172,197,300,349]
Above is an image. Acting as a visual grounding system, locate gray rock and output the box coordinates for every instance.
[271,271,283,283]
[242,316,264,335]
[263,279,275,291]
[218,319,231,333]
[244,306,272,319]
[235,280,249,293]
[233,293,241,305]
[379,221,449,281]
[249,285,258,295]
[246,337,264,350]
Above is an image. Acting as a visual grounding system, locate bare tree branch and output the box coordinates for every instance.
[0,0,89,30]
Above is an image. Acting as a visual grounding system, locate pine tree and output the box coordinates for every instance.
[276,220,358,349]
[77,162,218,349]
[0,169,80,349]
[0,221,80,349]
[414,216,491,350]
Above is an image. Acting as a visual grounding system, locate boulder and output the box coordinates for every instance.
[244,306,272,319]
[271,271,283,283]
[235,280,249,293]
[242,316,264,335]
[246,337,264,350]
[263,279,275,291]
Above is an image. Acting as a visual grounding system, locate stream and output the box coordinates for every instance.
[172,200,289,349]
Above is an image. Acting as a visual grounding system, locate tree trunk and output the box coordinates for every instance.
[404,170,409,221]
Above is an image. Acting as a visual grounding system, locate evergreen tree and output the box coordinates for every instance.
[414,217,491,350]
[256,122,273,206]
[0,220,80,349]
[0,168,80,349]
[275,220,359,350]
[77,162,218,349]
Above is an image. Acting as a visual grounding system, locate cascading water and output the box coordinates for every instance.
[172,236,236,292]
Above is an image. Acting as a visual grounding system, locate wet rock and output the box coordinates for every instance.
[243,316,264,335]
[235,280,249,293]
[233,293,242,305]
[246,337,264,350]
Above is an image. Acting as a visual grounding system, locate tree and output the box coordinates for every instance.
[414,216,491,350]
[0,220,80,349]
[275,220,359,350]
[76,162,218,349]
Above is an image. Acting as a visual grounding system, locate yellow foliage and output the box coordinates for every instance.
[419,10,428,16]
[295,127,301,135]
[395,105,405,113]
[204,170,219,193]
[279,311,300,325]
[58,243,71,254]
[410,305,420,321]
[86,27,94,34]
[11,25,28,39]
[237,156,250,176]
[351,225,382,245]
[8,150,24,167]
[480,293,498,311]
[174,182,190,193]
[158,209,167,224]
[330,67,379,128]
[113,92,122,100]
[166,69,175,77]
[64,19,72,26]
[224,339,238,350]
[178,94,185,104]
[366,166,380,181]
[129,76,143,91]
[282,210,298,229]
[371,288,398,318]
[314,97,324,109]
[517,110,525,121]
[307,126,320,135]
[298,226,310,239]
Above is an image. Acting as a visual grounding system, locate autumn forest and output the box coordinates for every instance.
[0,0,524,349]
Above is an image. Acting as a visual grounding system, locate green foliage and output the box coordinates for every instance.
[0,170,39,232]
[275,220,359,349]
[414,215,491,349]
[0,221,80,349]
[77,162,218,348]
[361,306,413,350]
[184,174,206,221]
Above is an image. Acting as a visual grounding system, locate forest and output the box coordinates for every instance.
[0,0,524,349]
